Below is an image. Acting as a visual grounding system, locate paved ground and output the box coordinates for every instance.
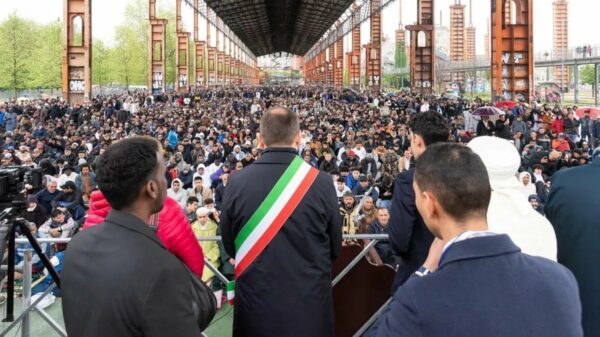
[0,297,234,337]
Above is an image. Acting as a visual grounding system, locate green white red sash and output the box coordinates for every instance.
[226,156,319,303]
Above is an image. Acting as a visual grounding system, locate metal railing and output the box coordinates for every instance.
[3,234,390,337]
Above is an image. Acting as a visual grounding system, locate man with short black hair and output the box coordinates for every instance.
[185,196,199,223]
[366,143,582,337]
[221,107,341,337]
[62,137,204,337]
[389,111,449,291]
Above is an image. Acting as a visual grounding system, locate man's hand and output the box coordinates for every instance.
[423,238,446,272]
[49,228,61,237]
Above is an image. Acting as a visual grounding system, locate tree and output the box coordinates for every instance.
[93,39,111,92]
[394,40,407,69]
[0,14,35,98]
[31,20,62,89]
[579,64,595,87]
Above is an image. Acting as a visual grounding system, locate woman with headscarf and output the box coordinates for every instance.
[468,136,557,260]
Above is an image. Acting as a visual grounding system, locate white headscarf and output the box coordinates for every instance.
[468,136,557,260]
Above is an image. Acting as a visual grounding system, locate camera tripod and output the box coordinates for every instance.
[0,204,61,322]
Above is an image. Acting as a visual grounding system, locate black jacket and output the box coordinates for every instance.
[62,210,202,337]
[220,148,342,337]
[388,168,434,292]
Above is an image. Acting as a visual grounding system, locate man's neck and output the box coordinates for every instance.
[439,217,488,243]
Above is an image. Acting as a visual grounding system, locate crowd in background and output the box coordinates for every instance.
[1,86,599,288]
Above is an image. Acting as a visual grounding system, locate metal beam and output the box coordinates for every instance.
[62,0,92,104]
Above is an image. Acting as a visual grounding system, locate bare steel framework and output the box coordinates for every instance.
[59,0,536,95]
[62,0,92,104]
[491,0,534,101]
[148,0,167,94]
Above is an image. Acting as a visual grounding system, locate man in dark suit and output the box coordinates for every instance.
[546,154,600,337]
[62,137,202,337]
[367,143,582,337]
[221,107,342,337]
[389,111,449,291]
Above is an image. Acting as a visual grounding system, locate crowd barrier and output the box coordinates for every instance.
[1,234,389,337]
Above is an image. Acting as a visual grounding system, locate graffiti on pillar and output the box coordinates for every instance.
[179,74,188,88]
[374,75,380,85]
[415,81,422,88]
[423,81,431,88]
[196,76,204,86]
[152,72,163,89]
[502,66,509,77]
[69,67,85,93]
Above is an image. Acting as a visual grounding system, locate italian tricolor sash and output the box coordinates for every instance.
[226,156,319,304]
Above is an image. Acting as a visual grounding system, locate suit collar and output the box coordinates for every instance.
[104,209,165,248]
[256,147,298,164]
[439,234,521,269]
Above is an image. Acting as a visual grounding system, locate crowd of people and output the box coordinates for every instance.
[1,86,599,334]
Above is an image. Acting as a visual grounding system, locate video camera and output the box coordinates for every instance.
[0,166,43,207]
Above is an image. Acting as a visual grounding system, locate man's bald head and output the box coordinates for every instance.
[259,107,300,147]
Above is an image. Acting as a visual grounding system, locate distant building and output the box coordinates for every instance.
[450,0,466,82]
[553,0,569,87]
[464,0,476,61]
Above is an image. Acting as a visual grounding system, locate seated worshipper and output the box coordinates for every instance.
[191,207,220,284]
[51,181,85,220]
[518,171,537,197]
[15,222,52,274]
[468,136,556,260]
[365,207,395,266]
[529,194,545,216]
[365,143,582,337]
[167,178,188,209]
[339,191,358,239]
[23,195,48,228]
[355,196,377,233]
[187,176,212,206]
[335,177,351,200]
[83,190,205,278]
[74,163,97,203]
[39,209,75,239]
[185,197,199,223]
[57,165,78,189]
[35,180,60,214]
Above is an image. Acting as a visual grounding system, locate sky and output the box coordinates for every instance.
[0,0,597,56]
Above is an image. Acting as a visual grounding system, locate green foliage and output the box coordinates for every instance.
[31,20,62,89]
[394,41,407,69]
[0,14,35,97]
[343,69,349,87]
[579,64,596,87]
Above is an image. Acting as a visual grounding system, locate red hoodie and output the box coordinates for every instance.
[83,191,205,278]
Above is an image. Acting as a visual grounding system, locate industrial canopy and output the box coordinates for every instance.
[205,0,355,57]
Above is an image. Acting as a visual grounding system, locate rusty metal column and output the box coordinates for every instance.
[193,0,205,88]
[328,45,335,86]
[216,19,223,86]
[206,7,215,86]
[491,0,533,101]
[335,38,344,87]
[149,0,167,94]
[365,0,382,92]
[406,0,435,95]
[350,4,361,90]
[62,0,92,104]
[175,0,190,92]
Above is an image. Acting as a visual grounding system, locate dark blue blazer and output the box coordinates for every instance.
[366,235,583,337]
[388,168,434,291]
[546,160,600,337]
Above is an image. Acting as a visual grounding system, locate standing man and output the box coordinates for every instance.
[389,111,449,291]
[366,144,582,337]
[62,137,204,337]
[221,107,342,337]
[546,153,600,337]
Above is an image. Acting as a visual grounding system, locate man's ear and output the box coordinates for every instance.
[146,179,158,200]
[293,131,301,148]
[257,133,266,149]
